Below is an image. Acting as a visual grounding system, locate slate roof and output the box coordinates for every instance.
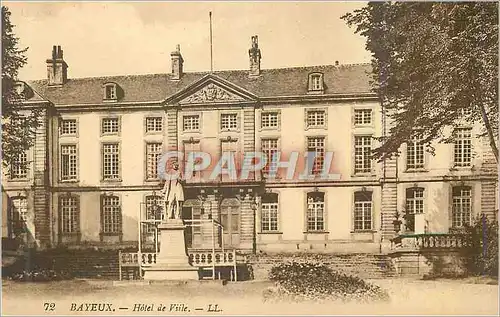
[26,63,374,106]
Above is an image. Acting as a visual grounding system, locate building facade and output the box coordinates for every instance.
[2,38,498,253]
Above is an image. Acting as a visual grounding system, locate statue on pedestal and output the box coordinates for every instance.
[160,162,185,220]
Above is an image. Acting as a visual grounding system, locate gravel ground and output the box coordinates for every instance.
[2,278,498,316]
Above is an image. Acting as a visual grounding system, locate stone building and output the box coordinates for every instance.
[2,38,498,255]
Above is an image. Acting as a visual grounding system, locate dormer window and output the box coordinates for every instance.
[106,85,116,99]
[103,82,122,102]
[308,73,324,93]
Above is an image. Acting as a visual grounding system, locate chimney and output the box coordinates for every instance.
[248,35,261,77]
[170,44,184,80]
[46,45,68,86]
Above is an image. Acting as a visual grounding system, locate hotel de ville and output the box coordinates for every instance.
[2,36,498,261]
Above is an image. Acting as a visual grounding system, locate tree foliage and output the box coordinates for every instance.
[2,6,41,169]
[462,215,499,277]
[342,2,498,162]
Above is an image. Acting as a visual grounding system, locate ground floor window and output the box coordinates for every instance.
[353,191,372,230]
[261,193,279,232]
[306,192,325,232]
[60,195,80,234]
[405,187,425,232]
[9,197,28,239]
[101,195,122,234]
[452,186,472,228]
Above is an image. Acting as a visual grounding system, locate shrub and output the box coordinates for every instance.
[463,215,499,277]
[265,261,389,303]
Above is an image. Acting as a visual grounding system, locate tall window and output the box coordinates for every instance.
[60,144,77,181]
[354,136,372,174]
[306,110,326,128]
[354,109,372,125]
[307,192,325,231]
[60,119,77,135]
[146,143,162,180]
[452,186,472,227]
[261,112,279,129]
[221,113,238,130]
[60,196,79,234]
[454,128,472,167]
[10,151,28,179]
[261,193,279,232]
[102,143,120,180]
[307,137,325,174]
[407,135,425,169]
[9,197,28,238]
[144,195,162,234]
[183,140,201,178]
[183,115,200,131]
[101,117,119,134]
[354,191,372,230]
[405,187,424,232]
[145,117,163,133]
[221,139,239,178]
[261,138,279,174]
[101,196,122,234]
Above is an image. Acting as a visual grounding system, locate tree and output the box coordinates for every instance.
[342,2,498,163]
[2,6,41,169]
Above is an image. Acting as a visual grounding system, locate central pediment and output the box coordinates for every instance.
[165,74,258,106]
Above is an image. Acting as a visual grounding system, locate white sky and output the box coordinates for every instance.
[5,1,371,80]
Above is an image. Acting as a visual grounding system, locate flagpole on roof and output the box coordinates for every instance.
[209,11,214,73]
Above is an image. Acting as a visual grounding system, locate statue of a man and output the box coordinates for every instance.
[160,162,185,220]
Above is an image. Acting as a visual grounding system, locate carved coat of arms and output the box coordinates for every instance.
[181,83,244,104]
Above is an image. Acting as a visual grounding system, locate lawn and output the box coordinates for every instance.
[2,278,498,316]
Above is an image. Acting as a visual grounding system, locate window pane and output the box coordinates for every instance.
[102,196,121,233]
[354,136,372,173]
[452,186,472,227]
[61,197,79,233]
[306,110,325,127]
[307,137,325,174]
[454,128,472,167]
[146,143,162,179]
[146,117,163,133]
[102,118,119,134]
[261,112,279,128]
[103,143,120,180]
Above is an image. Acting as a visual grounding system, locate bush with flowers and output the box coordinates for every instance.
[264,261,389,303]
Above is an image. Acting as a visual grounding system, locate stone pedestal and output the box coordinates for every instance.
[143,219,200,280]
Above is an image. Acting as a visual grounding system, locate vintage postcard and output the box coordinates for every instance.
[1,1,499,316]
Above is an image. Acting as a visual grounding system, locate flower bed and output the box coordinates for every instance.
[264,261,389,303]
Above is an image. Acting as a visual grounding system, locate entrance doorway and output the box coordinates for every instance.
[220,198,240,247]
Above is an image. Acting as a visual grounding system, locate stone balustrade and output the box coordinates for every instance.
[390,233,470,251]
[119,249,236,268]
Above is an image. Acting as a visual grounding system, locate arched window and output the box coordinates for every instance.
[306,192,325,232]
[353,191,373,231]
